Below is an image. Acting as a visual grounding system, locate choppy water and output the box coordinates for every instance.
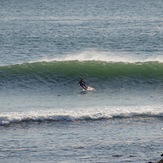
[0,0,163,162]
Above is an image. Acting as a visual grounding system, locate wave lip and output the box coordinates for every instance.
[39,50,163,63]
[0,106,163,126]
[1,60,163,79]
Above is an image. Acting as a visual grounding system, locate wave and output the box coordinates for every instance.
[0,60,163,89]
[0,106,163,126]
[0,60,163,81]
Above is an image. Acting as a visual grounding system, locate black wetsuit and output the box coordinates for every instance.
[78,79,87,90]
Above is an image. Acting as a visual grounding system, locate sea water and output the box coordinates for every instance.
[0,0,163,162]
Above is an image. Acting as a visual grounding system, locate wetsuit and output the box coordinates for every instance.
[78,79,87,90]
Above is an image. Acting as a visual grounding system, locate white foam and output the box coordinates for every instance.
[145,55,163,63]
[0,105,162,125]
[37,50,163,63]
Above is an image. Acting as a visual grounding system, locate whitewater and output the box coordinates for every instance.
[0,0,163,162]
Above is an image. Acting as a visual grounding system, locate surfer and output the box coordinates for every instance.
[78,79,87,90]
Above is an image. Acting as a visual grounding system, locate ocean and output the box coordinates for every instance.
[0,0,163,162]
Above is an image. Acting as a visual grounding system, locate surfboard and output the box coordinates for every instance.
[85,86,95,91]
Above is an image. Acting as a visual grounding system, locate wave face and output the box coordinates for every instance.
[0,106,163,126]
[0,61,163,88]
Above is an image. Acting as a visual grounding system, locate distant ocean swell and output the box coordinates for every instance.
[0,61,163,87]
[0,106,163,126]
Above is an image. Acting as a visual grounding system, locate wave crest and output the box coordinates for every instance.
[1,60,163,78]
[1,106,163,126]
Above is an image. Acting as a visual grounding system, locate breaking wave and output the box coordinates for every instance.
[0,106,163,126]
[0,60,163,85]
